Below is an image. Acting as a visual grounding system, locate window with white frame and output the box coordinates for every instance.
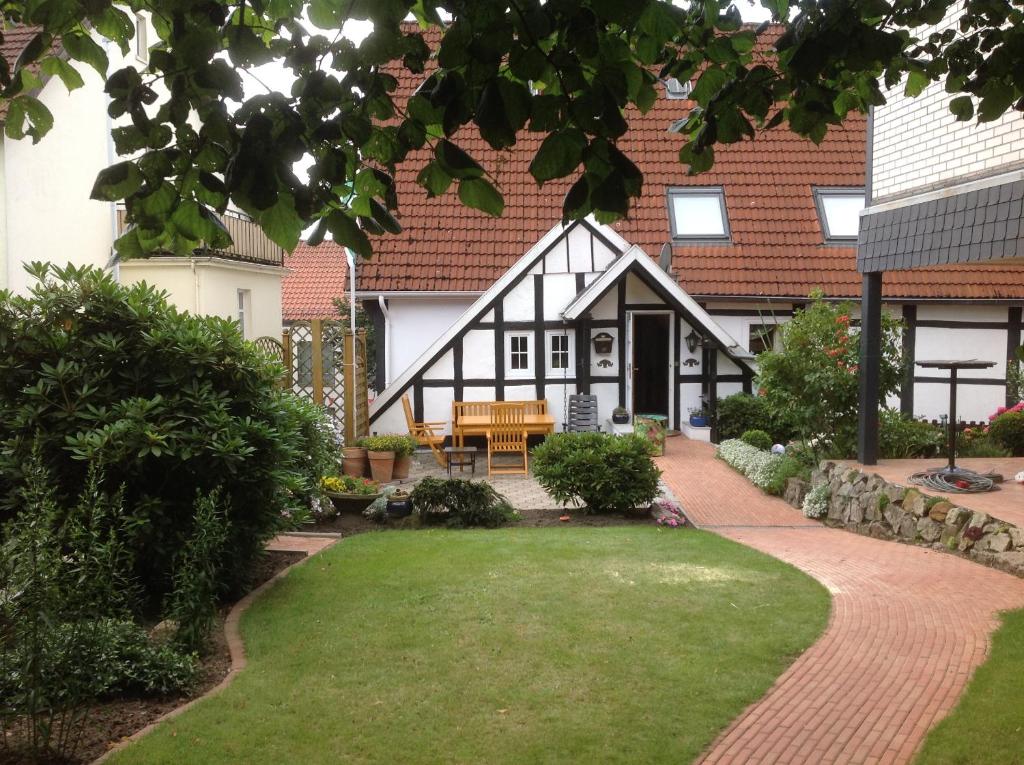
[748,324,776,355]
[814,187,865,241]
[546,330,575,375]
[134,13,149,63]
[505,333,533,378]
[667,187,729,240]
[237,289,251,339]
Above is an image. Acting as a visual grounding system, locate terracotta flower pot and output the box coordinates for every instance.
[367,450,396,483]
[342,446,368,477]
[392,453,412,480]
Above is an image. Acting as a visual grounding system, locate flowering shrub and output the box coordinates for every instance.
[755,292,903,457]
[989,401,1024,421]
[716,439,806,495]
[987,410,1024,456]
[654,498,688,528]
[801,483,830,519]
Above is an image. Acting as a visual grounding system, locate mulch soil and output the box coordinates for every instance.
[1,549,305,765]
[303,507,656,532]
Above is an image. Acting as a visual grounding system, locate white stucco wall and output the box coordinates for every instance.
[385,296,476,382]
[871,3,1024,202]
[119,258,284,339]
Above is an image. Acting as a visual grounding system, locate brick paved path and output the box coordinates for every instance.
[657,438,1024,765]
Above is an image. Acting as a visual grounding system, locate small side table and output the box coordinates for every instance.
[444,446,478,476]
[915,359,996,472]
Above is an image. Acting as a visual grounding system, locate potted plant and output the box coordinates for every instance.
[688,406,709,428]
[361,435,397,482]
[342,443,368,477]
[390,435,418,480]
[612,406,630,424]
[321,475,381,511]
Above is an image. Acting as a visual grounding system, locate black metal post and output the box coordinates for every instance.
[858,272,883,464]
[947,367,958,471]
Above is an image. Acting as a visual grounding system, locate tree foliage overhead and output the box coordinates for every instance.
[1,0,1021,258]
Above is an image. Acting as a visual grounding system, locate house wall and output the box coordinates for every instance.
[368,222,753,437]
[871,4,1024,203]
[119,258,284,339]
[384,296,477,384]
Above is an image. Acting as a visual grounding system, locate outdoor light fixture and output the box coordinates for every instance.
[685,329,701,353]
[592,332,614,355]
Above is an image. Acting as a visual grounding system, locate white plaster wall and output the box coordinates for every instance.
[422,387,455,434]
[590,291,618,321]
[504,384,536,401]
[872,3,1024,201]
[915,326,1006,379]
[387,296,475,380]
[0,142,6,289]
[543,236,570,273]
[567,225,593,273]
[462,329,495,377]
[423,348,455,380]
[367,400,408,437]
[591,382,619,425]
[593,238,618,271]
[503,277,535,321]
[462,386,496,401]
[679,382,703,417]
[914,382,1001,424]
[119,258,284,338]
[3,64,113,295]
[543,273,578,319]
[916,304,1006,322]
[625,274,659,304]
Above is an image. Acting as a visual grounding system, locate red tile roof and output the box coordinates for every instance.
[0,24,60,119]
[282,241,349,320]
[349,24,1024,301]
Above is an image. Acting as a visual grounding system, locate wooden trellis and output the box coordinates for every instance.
[260,321,368,444]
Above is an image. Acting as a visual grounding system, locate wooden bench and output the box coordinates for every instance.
[452,400,554,447]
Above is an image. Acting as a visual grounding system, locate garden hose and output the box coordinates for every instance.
[908,468,996,493]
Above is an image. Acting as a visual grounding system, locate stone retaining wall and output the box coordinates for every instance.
[784,463,1024,578]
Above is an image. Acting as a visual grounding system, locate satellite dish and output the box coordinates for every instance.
[659,242,673,273]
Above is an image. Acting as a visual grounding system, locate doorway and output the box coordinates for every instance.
[631,313,671,417]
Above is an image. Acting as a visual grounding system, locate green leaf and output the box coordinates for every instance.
[529,130,587,184]
[415,161,453,197]
[41,57,85,92]
[458,178,504,216]
[637,2,681,46]
[326,210,372,258]
[679,143,715,174]
[114,227,146,259]
[257,194,303,252]
[978,79,1016,123]
[91,161,143,201]
[689,67,729,105]
[949,95,974,121]
[369,199,402,234]
[435,140,484,180]
[62,32,109,77]
[904,69,929,98]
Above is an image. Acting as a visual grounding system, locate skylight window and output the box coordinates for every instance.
[814,188,865,241]
[663,78,692,99]
[667,188,729,240]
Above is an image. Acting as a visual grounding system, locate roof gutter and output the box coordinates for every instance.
[354,290,485,300]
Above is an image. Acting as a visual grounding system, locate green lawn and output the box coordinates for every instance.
[111,528,829,764]
[916,607,1024,765]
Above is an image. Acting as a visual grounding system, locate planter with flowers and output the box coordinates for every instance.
[321,475,381,511]
[688,406,709,428]
[388,435,419,479]
[360,435,398,482]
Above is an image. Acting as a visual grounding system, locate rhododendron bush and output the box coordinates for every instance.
[755,292,903,457]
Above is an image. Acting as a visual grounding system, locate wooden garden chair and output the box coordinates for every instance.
[402,394,447,467]
[486,402,529,476]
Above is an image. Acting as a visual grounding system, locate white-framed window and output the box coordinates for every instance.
[748,324,776,355]
[546,330,575,376]
[134,13,149,63]
[237,289,251,339]
[667,187,729,240]
[663,78,692,99]
[505,332,533,378]
[814,187,865,241]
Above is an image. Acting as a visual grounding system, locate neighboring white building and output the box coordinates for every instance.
[0,21,285,339]
[857,1,1024,447]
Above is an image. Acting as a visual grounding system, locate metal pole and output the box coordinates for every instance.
[857,272,883,465]
[948,367,958,471]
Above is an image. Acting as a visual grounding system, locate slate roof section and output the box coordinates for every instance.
[347,23,1024,301]
[859,179,1024,273]
[282,241,349,321]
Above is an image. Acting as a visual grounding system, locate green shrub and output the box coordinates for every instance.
[531,433,661,513]
[958,434,1011,458]
[716,440,808,496]
[740,429,773,451]
[988,411,1024,456]
[763,455,807,495]
[878,409,944,459]
[0,263,336,601]
[717,393,795,443]
[410,478,518,528]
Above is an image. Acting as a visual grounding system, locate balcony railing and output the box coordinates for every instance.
[116,207,285,268]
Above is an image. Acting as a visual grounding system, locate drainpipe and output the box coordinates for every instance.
[191,257,201,314]
[378,294,391,387]
[345,248,357,335]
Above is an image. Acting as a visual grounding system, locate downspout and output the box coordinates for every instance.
[103,38,119,282]
[378,294,391,388]
[191,257,200,314]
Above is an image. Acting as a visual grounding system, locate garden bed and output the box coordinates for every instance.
[0,550,304,765]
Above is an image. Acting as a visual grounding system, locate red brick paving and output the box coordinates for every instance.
[266,533,337,555]
[657,438,1024,764]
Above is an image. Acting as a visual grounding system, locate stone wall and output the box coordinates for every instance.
[784,463,1024,577]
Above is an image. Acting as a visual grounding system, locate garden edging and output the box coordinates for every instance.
[786,464,1024,578]
[92,539,339,764]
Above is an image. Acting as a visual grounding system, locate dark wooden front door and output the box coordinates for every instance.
[632,314,670,416]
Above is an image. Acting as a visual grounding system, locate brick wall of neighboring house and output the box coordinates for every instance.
[871,4,1024,203]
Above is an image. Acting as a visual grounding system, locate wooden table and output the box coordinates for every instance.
[455,413,555,446]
